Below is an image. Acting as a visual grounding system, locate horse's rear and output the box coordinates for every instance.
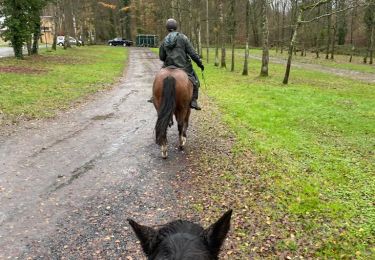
[153,68,193,158]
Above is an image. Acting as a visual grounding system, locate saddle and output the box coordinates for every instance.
[163,65,197,86]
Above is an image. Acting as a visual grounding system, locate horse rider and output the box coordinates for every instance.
[149,18,204,110]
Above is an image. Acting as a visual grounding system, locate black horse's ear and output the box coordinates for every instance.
[127,218,158,256]
[203,209,232,256]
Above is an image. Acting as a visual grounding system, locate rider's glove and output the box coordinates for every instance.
[198,63,205,71]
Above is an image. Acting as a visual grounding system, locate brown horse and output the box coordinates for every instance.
[153,68,193,158]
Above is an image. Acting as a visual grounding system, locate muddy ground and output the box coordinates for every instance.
[0,48,207,259]
[4,47,362,259]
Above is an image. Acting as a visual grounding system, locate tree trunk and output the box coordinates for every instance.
[316,32,320,58]
[215,30,219,67]
[283,8,302,84]
[197,2,202,57]
[198,25,202,58]
[32,28,40,55]
[171,0,176,17]
[276,2,280,53]
[250,1,260,46]
[31,9,41,55]
[242,0,250,76]
[206,0,209,63]
[26,37,32,56]
[12,34,24,59]
[281,2,286,54]
[325,2,332,59]
[364,41,369,64]
[349,6,356,62]
[331,23,336,59]
[260,0,269,77]
[219,0,226,68]
[330,3,337,60]
[229,0,235,72]
[62,0,71,49]
[300,24,305,57]
[231,37,235,72]
[242,43,249,76]
[188,0,194,42]
[221,47,226,68]
[52,3,59,51]
[177,0,183,34]
[315,4,321,59]
[370,25,374,65]
[349,46,354,62]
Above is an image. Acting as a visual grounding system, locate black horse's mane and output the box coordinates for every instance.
[129,210,232,260]
[151,220,212,259]
[157,220,204,237]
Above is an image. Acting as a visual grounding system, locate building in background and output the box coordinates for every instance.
[40,16,54,44]
[0,16,6,44]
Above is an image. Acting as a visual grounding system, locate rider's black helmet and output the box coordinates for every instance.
[166,18,178,32]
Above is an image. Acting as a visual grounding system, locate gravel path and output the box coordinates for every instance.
[0,48,195,259]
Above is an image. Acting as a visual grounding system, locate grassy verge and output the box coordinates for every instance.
[0,46,127,123]
[183,50,374,258]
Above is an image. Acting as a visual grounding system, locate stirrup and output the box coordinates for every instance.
[190,100,201,110]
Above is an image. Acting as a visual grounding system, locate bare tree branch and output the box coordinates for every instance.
[301,3,369,24]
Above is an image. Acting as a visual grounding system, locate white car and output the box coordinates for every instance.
[57,36,82,46]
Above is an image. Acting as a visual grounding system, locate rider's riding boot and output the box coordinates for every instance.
[190,84,201,110]
[190,99,201,110]
[147,96,154,103]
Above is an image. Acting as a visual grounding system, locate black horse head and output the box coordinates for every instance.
[128,209,232,260]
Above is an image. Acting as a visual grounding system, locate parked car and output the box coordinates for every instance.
[108,38,133,47]
[57,36,82,46]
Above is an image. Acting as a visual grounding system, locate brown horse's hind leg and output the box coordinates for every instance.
[177,109,190,150]
[178,123,186,150]
[176,110,186,150]
[183,109,191,138]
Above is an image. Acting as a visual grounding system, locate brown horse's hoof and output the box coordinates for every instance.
[161,145,168,159]
[179,136,186,150]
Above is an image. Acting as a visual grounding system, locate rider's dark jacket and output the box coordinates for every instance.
[159,32,202,85]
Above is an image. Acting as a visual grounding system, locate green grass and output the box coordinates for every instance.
[197,51,374,257]
[250,48,375,74]
[0,46,127,122]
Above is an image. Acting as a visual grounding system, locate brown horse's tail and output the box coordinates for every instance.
[155,76,176,145]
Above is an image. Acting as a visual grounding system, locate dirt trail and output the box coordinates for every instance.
[0,48,195,258]
[248,54,375,83]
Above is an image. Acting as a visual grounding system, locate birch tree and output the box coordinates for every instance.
[364,1,375,64]
[260,0,269,77]
[229,0,236,72]
[206,0,210,63]
[219,0,226,68]
[283,0,364,84]
[242,0,250,76]
[325,1,332,59]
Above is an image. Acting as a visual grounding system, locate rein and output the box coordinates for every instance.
[201,70,208,90]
